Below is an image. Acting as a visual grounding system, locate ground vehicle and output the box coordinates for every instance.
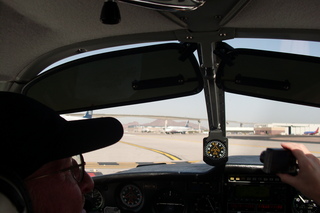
[2,0,320,212]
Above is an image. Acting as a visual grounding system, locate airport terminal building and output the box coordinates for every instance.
[226,123,320,135]
[253,123,320,135]
[126,122,320,136]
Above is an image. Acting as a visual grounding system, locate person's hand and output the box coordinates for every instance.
[277,143,320,205]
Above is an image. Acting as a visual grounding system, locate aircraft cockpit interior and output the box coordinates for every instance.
[1,0,320,212]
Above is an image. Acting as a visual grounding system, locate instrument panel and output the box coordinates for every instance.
[87,179,222,213]
[85,162,319,213]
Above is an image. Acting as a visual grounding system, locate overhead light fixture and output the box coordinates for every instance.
[119,0,206,12]
[100,0,205,25]
[100,0,121,25]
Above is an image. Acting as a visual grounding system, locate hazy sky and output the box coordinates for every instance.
[97,90,320,126]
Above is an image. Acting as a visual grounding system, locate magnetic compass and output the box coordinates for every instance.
[205,141,227,159]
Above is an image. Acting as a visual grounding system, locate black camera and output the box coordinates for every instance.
[260,148,297,174]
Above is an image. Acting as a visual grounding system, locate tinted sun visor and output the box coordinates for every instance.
[216,43,320,108]
[23,43,203,113]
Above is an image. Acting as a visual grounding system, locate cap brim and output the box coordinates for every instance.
[48,117,124,161]
[0,92,124,179]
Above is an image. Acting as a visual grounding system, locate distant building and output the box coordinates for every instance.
[226,127,254,135]
[254,123,320,135]
[127,125,164,133]
[225,123,320,135]
[254,127,286,135]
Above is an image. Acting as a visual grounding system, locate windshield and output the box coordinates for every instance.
[63,93,208,175]
[60,39,320,176]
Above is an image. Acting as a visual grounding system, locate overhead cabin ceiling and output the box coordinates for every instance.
[1,0,320,88]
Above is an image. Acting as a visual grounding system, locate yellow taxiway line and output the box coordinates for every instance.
[120,141,181,160]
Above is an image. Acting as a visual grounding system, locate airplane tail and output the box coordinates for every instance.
[83,110,93,119]
[316,127,319,133]
[185,120,189,127]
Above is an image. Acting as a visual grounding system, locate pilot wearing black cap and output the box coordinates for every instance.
[0,92,123,213]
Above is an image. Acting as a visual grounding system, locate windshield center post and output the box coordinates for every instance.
[199,41,228,166]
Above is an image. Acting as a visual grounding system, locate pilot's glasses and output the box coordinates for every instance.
[26,154,86,183]
[69,154,86,183]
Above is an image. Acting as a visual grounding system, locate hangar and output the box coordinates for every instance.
[254,123,320,135]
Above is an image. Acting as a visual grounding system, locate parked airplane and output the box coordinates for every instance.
[60,110,93,120]
[83,110,93,119]
[304,127,319,135]
[164,121,193,134]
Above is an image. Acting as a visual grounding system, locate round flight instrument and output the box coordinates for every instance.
[205,141,226,159]
[84,188,104,211]
[120,184,143,209]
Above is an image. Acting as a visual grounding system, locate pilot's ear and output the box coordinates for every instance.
[0,169,32,213]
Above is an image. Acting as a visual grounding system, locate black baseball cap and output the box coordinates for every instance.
[0,92,123,179]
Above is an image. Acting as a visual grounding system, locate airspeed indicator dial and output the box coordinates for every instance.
[205,141,226,159]
[120,184,143,209]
